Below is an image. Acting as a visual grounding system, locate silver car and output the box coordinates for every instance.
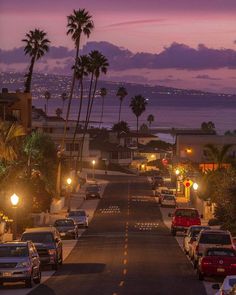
[0,241,41,288]
[67,210,89,228]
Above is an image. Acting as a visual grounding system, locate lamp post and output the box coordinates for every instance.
[92,160,96,180]
[175,169,180,197]
[10,193,19,240]
[66,177,72,212]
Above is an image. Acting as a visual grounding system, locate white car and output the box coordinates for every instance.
[160,194,176,208]
[212,275,236,295]
[67,210,89,228]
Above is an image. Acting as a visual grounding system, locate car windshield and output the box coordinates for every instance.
[68,211,85,217]
[22,232,54,243]
[200,234,231,244]
[191,227,210,237]
[229,278,236,287]
[0,246,28,257]
[207,249,236,257]
[175,210,199,218]
[87,186,98,192]
[163,195,175,200]
[55,220,74,227]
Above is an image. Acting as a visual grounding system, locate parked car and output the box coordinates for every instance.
[21,227,62,270]
[67,210,89,228]
[151,176,164,189]
[54,219,79,239]
[183,225,211,256]
[212,275,236,295]
[85,184,101,200]
[0,241,41,288]
[192,229,234,268]
[160,194,176,208]
[197,248,236,280]
[169,208,202,236]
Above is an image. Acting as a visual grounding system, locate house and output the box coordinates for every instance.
[32,107,90,163]
[0,88,32,133]
[175,132,236,168]
[109,131,159,147]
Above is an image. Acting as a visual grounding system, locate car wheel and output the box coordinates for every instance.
[197,270,204,281]
[33,270,41,284]
[25,273,33,288]
[171,229,176,236]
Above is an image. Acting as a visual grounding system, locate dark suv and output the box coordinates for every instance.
[85,184,101,200]
[21,227,62,270]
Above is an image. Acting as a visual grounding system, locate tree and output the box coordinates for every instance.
[201,121,216,133]
[78,51,109,171]
[0,122,26,163]
[99,87,107,128]
[112,121,130,134]
[62,9,94,149]
[44,91,51,115]
[204,144,233,169]
[116,86,128,122]
[139,123,149,133]
[147,114,154,127]
[55,108,63,118]
[130,95,148,144]
[22,29,50,93]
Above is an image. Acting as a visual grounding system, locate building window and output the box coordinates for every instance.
[12,109,21,120]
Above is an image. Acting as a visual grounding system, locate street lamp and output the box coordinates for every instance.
[10,193,19,240]
[66,178,72,212]
[193,182,199,191]
[175,169,180,176]
[92,160,96,180]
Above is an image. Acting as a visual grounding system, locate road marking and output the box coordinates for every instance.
[119,281,124,287]
[112,293,118,295]
[125,232,128,237]
[124,251,128,256]
[125,238,128,243]
[123,268,127,275]
[123,259,127,265]
[124,244,128,249]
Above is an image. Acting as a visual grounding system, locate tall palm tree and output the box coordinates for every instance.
[22,29,50,93]
[204,144,233,169]
[99,87,107,128]
[61,92,68,113]
[62,9,94,149]
[116,86,128,122]
[0,122,26,163]
[130,95,148,145]
[79,51,109,170]
[69,55,90,169]
[44,91,51,115]
[147,114,154,127]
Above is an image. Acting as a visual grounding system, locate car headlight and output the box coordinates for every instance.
[16,261,30,268]
[48,249,56,256]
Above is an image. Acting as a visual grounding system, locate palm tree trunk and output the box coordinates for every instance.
[99,96,105,128]
[24,55,36,93]
[78,72,94,171]
[118,100,122,122]
[136,116,139,146]
[88,77,98,121]
[70,79,84,173]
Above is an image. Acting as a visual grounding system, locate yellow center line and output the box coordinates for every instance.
[119,281,124,287]
[123,268,127,275]
[125,233,128,237]
[123,259,127,265]
[124,244,128,249]
[125,238,128,243]
[124,251,128,256]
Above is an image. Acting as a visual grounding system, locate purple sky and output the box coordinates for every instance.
[1,0,236,93]
[1,0,236,52]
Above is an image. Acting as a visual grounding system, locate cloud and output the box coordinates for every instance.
[2,41,236,72]
[107,19,166,28]
[195,74,221,80]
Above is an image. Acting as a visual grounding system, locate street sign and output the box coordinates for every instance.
[183,179,193,188]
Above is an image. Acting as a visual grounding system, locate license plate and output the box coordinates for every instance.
[3,272,12,277]
[217,268,225,272]
[60,232,66,236]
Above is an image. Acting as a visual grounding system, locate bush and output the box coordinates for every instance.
[208,218,221,226]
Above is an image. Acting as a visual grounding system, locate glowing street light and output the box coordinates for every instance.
[175,169,180,176]
[66,177,72,212]
[193,182,199,191]
[66,177,72,185]
[92,160,96,180]
[10,193,19,240]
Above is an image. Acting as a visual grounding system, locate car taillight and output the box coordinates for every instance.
[231,263,236,267]
[202,261,212,265]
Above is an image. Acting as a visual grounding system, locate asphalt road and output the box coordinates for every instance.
[28,175,207,295]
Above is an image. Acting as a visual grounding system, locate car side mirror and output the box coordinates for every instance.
[168,213,172,218]
[212,283,220,290]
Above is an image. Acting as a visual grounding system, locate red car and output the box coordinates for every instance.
[169,208,201,236]
[197,248,236,280]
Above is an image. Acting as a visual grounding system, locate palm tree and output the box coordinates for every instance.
[79,51,109,170]
[61,92,68,113]
[147,114,154,127]
[99,87,107,128]
[116,86,128,122]
[204,144,233,169]
[44,91,51,115]
[0,122,26,163]
[55,108,63,118]
[22,29,50,93]
[62,9,94,149]
[130,95,148,145]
